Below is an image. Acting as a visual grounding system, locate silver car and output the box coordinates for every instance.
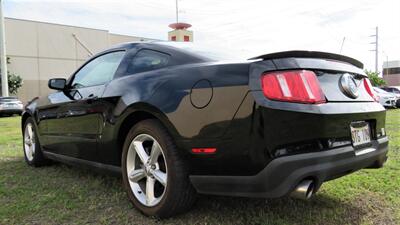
[373,87,397,108]
[0,97,23,116]
[381,86,400,107]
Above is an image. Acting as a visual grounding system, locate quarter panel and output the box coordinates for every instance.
[148,62,250,139]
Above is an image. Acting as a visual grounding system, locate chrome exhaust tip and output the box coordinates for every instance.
[290,180,315,200]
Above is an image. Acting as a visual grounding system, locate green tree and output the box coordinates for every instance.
[364,70,386,87]
[0,71,23,95]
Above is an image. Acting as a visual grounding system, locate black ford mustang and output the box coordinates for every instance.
[21,42,388,218]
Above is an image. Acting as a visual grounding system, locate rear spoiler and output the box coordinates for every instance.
[249,50,363,69]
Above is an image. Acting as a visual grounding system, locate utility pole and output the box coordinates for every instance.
[370,26,379,73]
[175,0,179,23]
[340,37,346,54]
[0,0,8,97]
[382,51,389,77]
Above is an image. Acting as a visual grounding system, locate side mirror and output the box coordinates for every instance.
[48,78,67,90]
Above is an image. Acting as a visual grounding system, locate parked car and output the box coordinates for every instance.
[0,96,23,116]
[381,86,400,107]
[373,87,397,108]
[21,42,389,218]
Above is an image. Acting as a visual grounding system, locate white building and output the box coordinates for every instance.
[4,17,155,102]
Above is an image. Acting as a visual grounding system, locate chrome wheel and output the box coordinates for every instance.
[24,123,36,161]
[126,134,168,207]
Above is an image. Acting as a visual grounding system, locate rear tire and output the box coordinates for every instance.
[23,117,51,167]
[122,119,197,218]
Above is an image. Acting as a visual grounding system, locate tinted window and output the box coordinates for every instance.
[383,67,400,75]
[127,50,169,74]
[385,88,400,93]
[71,51,125,88]
[157,42,245,61]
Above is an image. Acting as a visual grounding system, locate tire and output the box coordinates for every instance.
[23,117,51,167]
[122,119,197,218]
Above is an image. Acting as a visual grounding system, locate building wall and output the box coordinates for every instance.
[4,18,152,102]
[383,74,400,86]
[382,60,400,86]
[168,29,193,42]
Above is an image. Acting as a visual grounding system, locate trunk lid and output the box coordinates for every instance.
[249,51,373,102]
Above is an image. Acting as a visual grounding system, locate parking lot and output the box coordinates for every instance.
[0,110,399,225]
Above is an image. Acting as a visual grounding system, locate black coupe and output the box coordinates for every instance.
[22,42,389,218]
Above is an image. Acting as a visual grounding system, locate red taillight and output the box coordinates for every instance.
[192,148,216,154]
[261,70,326,104]
[363,78,379,102]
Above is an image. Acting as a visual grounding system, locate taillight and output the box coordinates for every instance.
[363,78,379,102]
[261,70,326,104]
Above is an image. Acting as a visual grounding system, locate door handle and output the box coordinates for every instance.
[86,94,98,103]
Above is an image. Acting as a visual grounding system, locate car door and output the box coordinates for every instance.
[95,49,171,166]
[41,51,125,161]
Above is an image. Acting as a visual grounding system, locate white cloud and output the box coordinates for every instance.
[4,0,400,71]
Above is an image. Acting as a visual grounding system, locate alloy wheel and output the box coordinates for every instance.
[24,123,36,161]
[126,134,168,207]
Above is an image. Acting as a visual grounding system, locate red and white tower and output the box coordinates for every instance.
[168,23,193,42]
[168,0,193,42]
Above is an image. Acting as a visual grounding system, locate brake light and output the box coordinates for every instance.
[363,78,379,102]
[261,70,326,104]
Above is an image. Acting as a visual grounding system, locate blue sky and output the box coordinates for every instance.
[3,0,400,72]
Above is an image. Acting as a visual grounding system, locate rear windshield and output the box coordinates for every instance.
[388,88,400,93]
[157,42,246,61]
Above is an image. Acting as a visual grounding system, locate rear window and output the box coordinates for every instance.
[127,49,170,74]
[387,88,400,93]
[157,42,245,61]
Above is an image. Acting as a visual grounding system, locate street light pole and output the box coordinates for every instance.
[0,0,8,97]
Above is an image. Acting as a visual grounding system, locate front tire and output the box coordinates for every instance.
[23,117,50,166]
[122,119,196,218]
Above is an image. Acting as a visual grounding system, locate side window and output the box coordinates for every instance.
[71,51,125,88]
[127,50,169,74]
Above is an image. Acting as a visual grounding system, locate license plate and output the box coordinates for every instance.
[350,122,371,147]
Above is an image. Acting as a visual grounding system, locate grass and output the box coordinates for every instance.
[0,111,399,225]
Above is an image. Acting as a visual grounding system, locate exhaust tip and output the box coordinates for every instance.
[290,179,315,200]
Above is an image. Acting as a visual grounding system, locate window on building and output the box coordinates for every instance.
[171,36,176,41]
[71,51,125,88]
[127,49,170,74]
[383,67,400,75]
[184,35,190,42]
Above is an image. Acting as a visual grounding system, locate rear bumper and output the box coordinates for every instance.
[190,136,388,198]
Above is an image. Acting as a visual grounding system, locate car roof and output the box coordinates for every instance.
[106,41,245,62]
[0,96,18,99]
[383,86,400,90]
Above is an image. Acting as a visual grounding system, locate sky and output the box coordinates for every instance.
[3,0,400,72]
